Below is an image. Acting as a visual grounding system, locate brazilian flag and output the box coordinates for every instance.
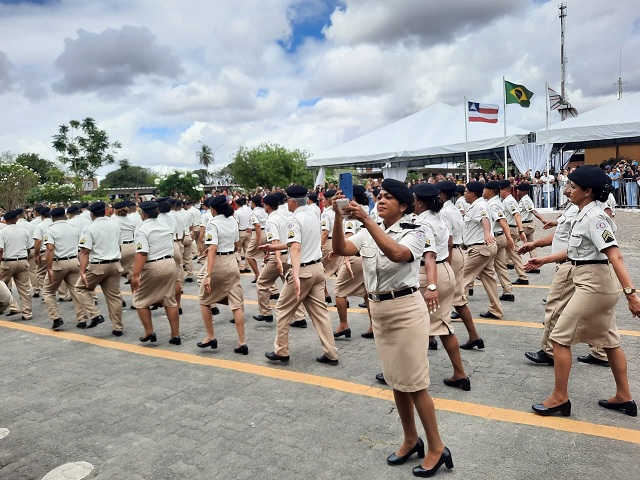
[505,80,534,107]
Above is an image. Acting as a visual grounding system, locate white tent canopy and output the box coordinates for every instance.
[536,91,640,144]
[308,103,530,167]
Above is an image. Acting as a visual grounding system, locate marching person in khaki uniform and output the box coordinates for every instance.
[413,184,470,392]
[158,199,184,314]
[261,185,339,366]
[233,197,252,273]
[131,201,181,344]
[42,207,86,330]
[0,209,33,320]
[527,166,639,418]
[253,194,306,326]
[198,195,247,354]
[15,209,37,298]
[517,183,546,274]
[28,206,44,298]
[68,204,92,234]
[183,200,200,282]
[110,201,136,290]
[484,181,515,302]
[320,189,341,303]
[0,277,12,314]
[499,180,530,284]
[332,179,453,477]
[245,195,268,282]
[75,202,124,334]
[33,207,53,300]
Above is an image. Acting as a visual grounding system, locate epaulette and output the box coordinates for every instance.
[399,223,419,229]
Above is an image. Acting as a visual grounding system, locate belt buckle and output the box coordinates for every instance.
[370,293,381,302]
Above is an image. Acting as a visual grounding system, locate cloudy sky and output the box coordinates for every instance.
[0,0,638,176]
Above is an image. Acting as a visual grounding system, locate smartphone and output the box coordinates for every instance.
[339,172,353,200]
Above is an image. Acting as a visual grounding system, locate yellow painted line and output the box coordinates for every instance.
[1,320,638,445]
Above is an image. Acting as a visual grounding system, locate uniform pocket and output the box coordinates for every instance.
[568,235,582,247]
[360,246,377,258]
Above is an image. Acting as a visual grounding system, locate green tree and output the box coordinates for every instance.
[27,180,81,204]
[228,143,313,190]
[156,171,204,200]
[192,168,210,185]
[51,117,122,178]
[0,163,39,209]
[196,143,213,170]
[101,159,155,188]
[15,153,56,183]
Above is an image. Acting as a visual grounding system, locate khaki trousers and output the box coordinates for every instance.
[28,249,39,294]
[274,263,338,359]
[508,227,529,281]
[450,246,466,307]
[256,255,305,319]
[182,236,194,276]
[236,230,251,269]
[493,234,513,295]
[321,239,342,276]
[44,259,87,323]
[75,261,123,330]
[1,259,32,318]
[120,243,136,280]
[462,243,502,317]
[36,252,47,294]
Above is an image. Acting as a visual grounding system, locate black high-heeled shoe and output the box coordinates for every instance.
[197,339,218,349]
[443,376,471,391]
[459,338,485,350]
[387,438,425,466]
[412,446,453,477]
[598,399,637,417]
[532,400,571,416]
[234,344,249,355]
[168,336,181,345]
[139,333,156,343]
[333,328,351,338]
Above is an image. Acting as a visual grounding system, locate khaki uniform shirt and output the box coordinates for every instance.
[204,215,239,253]
[79,217,122,262]
[158,212,179,241]
[440,200,463,246]
[462,197,491,246]
[110,215,136,243]
[16,218,36,249]
[455,197,470,215]
[128,211,143,229]
[567,202,617,261]
[321,206,335,237]
[0,224,31,259]
[519,194,535,222]
[234,205,252,230]
[250,207,268,229]
[187,206,202,228]
[265,211,288,252]
[502,194,520,227]
[277,204,293,218]
[414,211,447,261]
[134,218,174,260]
[285,205,322,265]
[44,220,80,258]
[34,218,53,253]
[551,204,579,254]
[68,215,92,235]
[487,196,507,234]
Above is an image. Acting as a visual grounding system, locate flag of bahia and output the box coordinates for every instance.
[468,102,499,123]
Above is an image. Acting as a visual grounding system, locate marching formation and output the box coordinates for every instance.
[1,167,638,478]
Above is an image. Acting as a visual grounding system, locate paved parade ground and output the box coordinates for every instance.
[1,212,639,479]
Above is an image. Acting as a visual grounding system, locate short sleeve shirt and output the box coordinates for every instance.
[519,194,535,222]
[250,207,268,229]
[204,215,239,253]
[43,220,80,258]
[551,204,579,254]
[567,202,617,261]
[487,196,506,234]
[462,197,491,245]
[78,217,122,262]
[286,205,322,264]
[414,211,445,261]
[440,200,464,245]
[0,224,31,259]
[502,194,520,226]
[320,206,335,235]
[265,211,288,251]
[134,218,174,260]
[34,218,53,252]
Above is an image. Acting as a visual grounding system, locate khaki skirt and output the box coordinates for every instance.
[199,254,244,310]
[369,291,430,392]
[120,242,135,279]
[334,256,366,298]
[550,264,621,348]
[419,262,455,336]
[322,238,342,276]
[450,246,465,307]
[245,230,266,260]
[133,258,177,308]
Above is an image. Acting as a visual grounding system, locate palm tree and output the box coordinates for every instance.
[196,143,213,170]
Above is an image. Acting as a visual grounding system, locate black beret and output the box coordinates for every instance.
[484,180,501,190]
[50,207,66,217]
[34,206,43,214]
[285,185,308,198]
[324,189,337,198]
[381,179,413,205]
[274,191,286,201]
[209,195,229,210]
[568,165,611,189]
[126,200,136,207]
[139,201,159,212]
[413,183,440,198]
[88,202,106,213]
[113,201,128,209]
[40,207,51,216]
[465,181,484,194]
[4,209,21,220]
[455,185,466,194]
[517,183,531,191]
[79,202,89,209]
[353,185,366,196]
[235,197,247,206]
[250,195,262,206]
[435,181,456,193]
[66,205,80,214]
[307,192,318,202]
[499,180,512,190]
[372,188,381,197]
[175,200,183,208]
[262,194,280,208]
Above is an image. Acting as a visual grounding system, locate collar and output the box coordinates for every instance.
[576,201,597,221]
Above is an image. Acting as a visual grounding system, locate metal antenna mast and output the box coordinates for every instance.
[558,3,570,120]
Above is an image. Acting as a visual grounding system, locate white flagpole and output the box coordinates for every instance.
[502,77,508,178]
[545,81,552,208]
[464,96,470,181]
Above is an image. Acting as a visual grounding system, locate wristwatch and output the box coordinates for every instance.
[427,284,437,291]
[623,287,636,295]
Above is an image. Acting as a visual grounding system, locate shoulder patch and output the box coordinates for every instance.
[43,235,48,242]
[287,230,295,239]
[136,242,143,250]
[595,220,607,231]
[205,233,212,241]
[79,238,86,245]
[601,230,615,243]
[346,222,353,229]
[479,210,487,217]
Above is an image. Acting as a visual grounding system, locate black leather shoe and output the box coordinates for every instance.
[387,438,424,466]
[451,311,460,319]
[130,305,137,309]
[185,277,193,283]
[51,318,64,330]
[532,400,571,416]
[253,314,274,322]
[251,278,258,283]
[598,399,637,417]
[460,338,485,350]
[325,296,332,304]
[269,293,280,300]
[7,310,20,317]
[527,269,541,274]
[500,294,515,302]
[428,339,438,351]
[197,339,218,349]
[361,331,374,339]
[443,377,471,391]
[87,315,105,328]
[211,306,220,315]
[291,319,307,328]
[234,344,249,355]
[265,351,290,363]
[316,354,338,366]
[507,264,514,270]
[334,328,351,338]
[525,350,554,365]
[112,330,123,337]
[412,446,453,477]
[577,354,609,367]
[229,318,235,323]
[76,321,87,329]
[122,300,127,307]
[150,305,159,310]
[375,372,387,385]
[32,293,40,298]
[140,333,157,343]
[514,278,529,285]
[479,311,500,319]
[178,307,183,315]
[358,302,367,308]
[468,288,474,296]
[169,336,181,345]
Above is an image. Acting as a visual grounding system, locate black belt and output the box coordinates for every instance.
[300,259,321,267]
[55,256,77,261]
[122,240,134,244]
[146,254,173,263]
[465,243,485,247]
[495,232,504,236]
[522,221,532,223]
[368,287,418,302]
[570,260,609,266]
[436,260,447,264]
[216,251,234,256]
[91,259,120,264]
[280,250,288,254]
[509,225,517,228]
[452,244,461,248]
[3,257,27,262]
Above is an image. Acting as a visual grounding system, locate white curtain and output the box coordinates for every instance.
[508,143,551,175]
[314,167,326,187]
[551,150,575,171]
[381,163,408,181]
